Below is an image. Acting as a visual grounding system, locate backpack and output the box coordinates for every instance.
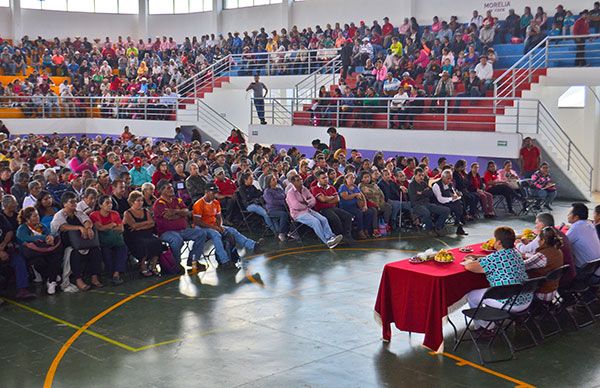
[159,248,185,275]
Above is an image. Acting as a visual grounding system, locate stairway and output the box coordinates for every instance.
[291,68,547,131]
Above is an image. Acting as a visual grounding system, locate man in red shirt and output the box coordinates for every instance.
[153,179,207,269]
[311,170,353,240]
[382,17,394,48]
[573,10,590,66]
[519,137,541,178]
[403,158,417,180]
[213,167,237,222]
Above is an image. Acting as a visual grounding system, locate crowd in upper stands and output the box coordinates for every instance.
[0,122,585,302]
[0,2,597,121]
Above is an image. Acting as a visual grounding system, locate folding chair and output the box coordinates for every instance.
[517,179,543,216]
[557,258,600,328]
[453,284,523,365]
[532,265,571,339]
[234,195,271,238]
[507,276,546,351]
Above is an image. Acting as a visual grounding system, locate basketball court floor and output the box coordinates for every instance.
[1,202,599,387]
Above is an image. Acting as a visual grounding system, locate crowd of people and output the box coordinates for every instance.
[0,123,575,302]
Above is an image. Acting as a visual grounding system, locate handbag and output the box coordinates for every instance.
[67,228,100,250]
[98,229,125,248]
[24,237,62,254]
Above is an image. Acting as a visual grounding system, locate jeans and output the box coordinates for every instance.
[267,209,290,234]
[9,252,29,289]
[296,210,336,244]
[388,200,403,229]
[202,226,256,264]
[101,245,128,274]
[247,204,277,233]
[412,203,451,230]
[160,227,207,263]
[533,189,557,206]
[343,206,375,233]
[254,98,265,122]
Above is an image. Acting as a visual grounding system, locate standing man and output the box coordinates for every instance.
[573,10,590,67]
[340,39,353,84]
[327,127,346,156]
[519,137,541,178]
[246,74,268,125]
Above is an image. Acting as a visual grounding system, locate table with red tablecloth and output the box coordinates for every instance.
[374,243,490,352]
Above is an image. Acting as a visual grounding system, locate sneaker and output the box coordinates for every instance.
[326,235,343,249]
[456,225,468,236]
[278,233,287,242]
[62,283,79,293]
[191,261,207,273]
[15,289,36,300]
[47,281,57,295]
[218,260,237,270]
[32,268,42,283]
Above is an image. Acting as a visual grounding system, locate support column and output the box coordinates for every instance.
[212,0,222,35]
[282,0,293,31]
[138,0,148,38]
[10,0,22,41]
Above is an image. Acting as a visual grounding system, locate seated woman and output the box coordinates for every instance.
[338,172,375,239]
[141,182,157,209]
[358,170,391,237]
[16,207,63,295]
[466,162,495,218]
[36,190,59,230]
[89,195,128,286]
[463,227,533,328]
[123,191,163,277]
[530,162,557,211]
[498,160,526,199]
[151,161,173,186]
[50,192,104,291]
[236,172,277,235]
[523,227,564,301]
[263,174,292,242]
[483,161,519,215]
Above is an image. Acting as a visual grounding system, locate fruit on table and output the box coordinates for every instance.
[522,228,536,241]
[435,249,454,262]
[481,238,496,251]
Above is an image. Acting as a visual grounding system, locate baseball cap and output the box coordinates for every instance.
[33,164,46,172]
[132,157,143,167]
[97,169,109,177]
[214,167,225,176]
[206,183,218,192]
[68,173,80,182]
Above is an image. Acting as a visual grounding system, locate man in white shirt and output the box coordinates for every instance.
[471,10,483,28]
[432,170,468,235]
[474,56,494,91]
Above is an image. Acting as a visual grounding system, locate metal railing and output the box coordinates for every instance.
[494,33,600,109]
[250,96,593,192]
[175,49,340,98]
[0,95,179,121]
[178,98,242,141]
[292,55,342,111]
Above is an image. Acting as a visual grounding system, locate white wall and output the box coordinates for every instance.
[20,9,138,40]
[249,124,522,158]
[148,13,215,40]
[221,5,284,35]
[0,7,11,37]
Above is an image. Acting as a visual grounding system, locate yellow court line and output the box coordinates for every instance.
[430,351,536,388]
[1,298,137,352]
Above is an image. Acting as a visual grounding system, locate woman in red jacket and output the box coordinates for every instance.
[151,160,173,185]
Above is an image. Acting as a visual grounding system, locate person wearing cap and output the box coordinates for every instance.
[129,157,151,187]
[153,179,207,269]
[193,183,262,269]
[573,9,590,66]
[286,175,343,248]
[399,72,416,89]
[97,169,112,197]
[67,173,84,200]
[433,70,454,106]
[213,167,237,222]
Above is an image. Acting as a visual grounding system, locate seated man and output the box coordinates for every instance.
[286,175,343,248]
[310,170,353,242]
[432,170,468,235]
[516,212,576,286]
[192,183,262,270]
[213,167,237,223]
[378,169,411,231]
[153,179,207,270]
[566,203,600,276]
[408,168,450,236]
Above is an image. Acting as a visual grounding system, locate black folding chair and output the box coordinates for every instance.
[558,258,600,328]
[531,264,571,338]
[233,194,272,238]
[507,276,546,351]
[453,284,523,365]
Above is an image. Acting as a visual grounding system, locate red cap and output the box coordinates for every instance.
[360,20,365,25]
[133,157,143,166]
[68,173,80,182]
[346,38,353,43]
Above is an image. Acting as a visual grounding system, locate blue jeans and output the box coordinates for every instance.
[295,210,335,244]
[9,252,29,289]
[247,204,277,233]
[413,204,450,230]
[267,209,290,234]
[101,245,128,274]
[160,227,207,263]
[533,189,557,206]
[203,226,256,264]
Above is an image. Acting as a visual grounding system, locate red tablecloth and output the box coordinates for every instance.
[374,243,490,352]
